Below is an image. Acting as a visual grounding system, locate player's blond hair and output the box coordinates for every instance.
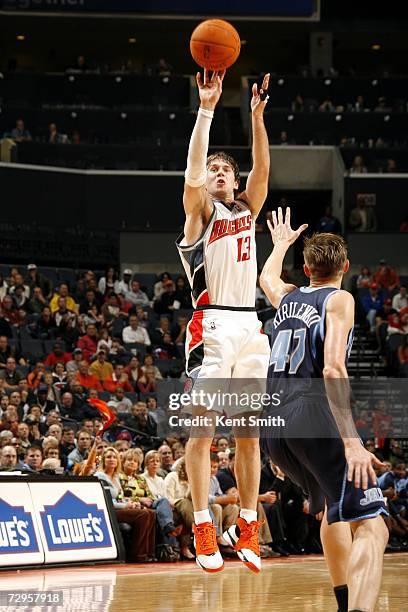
[303,233,348,279]
[207,151,240,183]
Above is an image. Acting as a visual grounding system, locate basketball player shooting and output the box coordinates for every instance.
[176,70,271,573]
[260,207,389,612]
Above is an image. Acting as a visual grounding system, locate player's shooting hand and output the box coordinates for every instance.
[197,68,226,111]
[267,207,308,247]
[345,443,384,490]
[251,73,270,116]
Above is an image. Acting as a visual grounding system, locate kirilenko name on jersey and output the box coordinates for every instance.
[273,301,321,330]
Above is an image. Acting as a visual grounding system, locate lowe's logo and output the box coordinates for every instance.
[0,498,39,553]
[40,491,112,550]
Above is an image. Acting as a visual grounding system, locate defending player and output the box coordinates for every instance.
[260,207,388,612]
[176,70,271,573]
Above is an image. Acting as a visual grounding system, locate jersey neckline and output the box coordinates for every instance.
[299,286,340,293]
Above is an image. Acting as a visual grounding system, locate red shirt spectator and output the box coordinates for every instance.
[103,364,133,393]
[77,323,98,362]
[374,260,400,291]
[75,361,103,391]
[44,342,72,367]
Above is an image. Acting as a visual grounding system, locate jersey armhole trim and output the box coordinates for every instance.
[176,204,216,251]
[319,289,340,341]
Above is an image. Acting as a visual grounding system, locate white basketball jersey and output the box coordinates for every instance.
[176,199,257,308]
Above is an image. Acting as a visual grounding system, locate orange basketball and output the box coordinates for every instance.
[190,19,241,71]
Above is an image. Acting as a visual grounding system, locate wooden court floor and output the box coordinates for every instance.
[0,554,406,611]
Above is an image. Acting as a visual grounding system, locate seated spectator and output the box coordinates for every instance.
[154,280,177,315]
[67,427,92,467]
[52,362,67,392]
[16,422,31,452]
[122,315,151,345]
[319,98,335,112]
[356,266,372,289]
[75,361,103,391]
[33,306,56,339]
[117,269,133,295]
[374,260,400,293]
[278,130,290,145]
[1,295,19,325]
[0,335,21,369]
[385,158,397,173]
[66,347,83,374]
[125,356,143,388]
[24,446,43,472]
[89,349,113,382]
[26,264,52,299]
[77,323,99,362]
[28,286,47,315]
[157,444,174,477]
[79,289,101,316]
[104,363,133,393]
[10,118,32,142]
[54,297,77,330]
[98,267,120,297]
[125,280,150,307]
[9,273,30,299]
[97,328,113,354]
[0,444,19,470]
[156,333,179,359]
[349,196,377,232]
[154,273,173,300]
[164,458,194,559]
[173,276,192,309]
[291,94,304,112]
[108,387,133,413]
[60,390,88,422]
[378,462,408,513]
[352,95,366,112]
[44,341,72,367]
[0,357,22,390]
[392,286,407,312]
[12,284,29,310]
[60,426,76,459]
[125,402,157,450]
[0,406,19,435]
[315,204,342,234]
[101,293,126,328]
[108,339,128,365]
[349,155,367,174]
[362,283,383,332]
[141,354,162,380]
[374,96,391,112]
[0,274,8,301]
[50,283,78,314]
[137,367,158,395]
[171,315,188,346]
[94,446,156,562]
[120,449,181,548]
[150,316,171,346]
[48,122,69,144]
[172,441,185,461]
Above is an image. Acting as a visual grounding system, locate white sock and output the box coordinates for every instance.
[240,508,257,523]
[194,509,212,525]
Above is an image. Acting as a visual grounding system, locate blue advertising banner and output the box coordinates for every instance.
[0,498,40,554]
[1,0,316,17]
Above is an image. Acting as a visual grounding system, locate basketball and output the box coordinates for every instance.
[190,19,241,71]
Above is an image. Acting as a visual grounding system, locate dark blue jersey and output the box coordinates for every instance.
[267,286,353,403]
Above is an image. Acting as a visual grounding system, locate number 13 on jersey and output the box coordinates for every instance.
[237,236,251,262]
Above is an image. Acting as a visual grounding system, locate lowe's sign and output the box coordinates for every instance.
[0,498,39,554]
[41,490,112,550]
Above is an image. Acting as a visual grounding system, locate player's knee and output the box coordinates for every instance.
[186,436,212,452]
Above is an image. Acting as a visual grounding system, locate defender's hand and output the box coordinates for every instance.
[345,443,384,490]
[196,69,226,111]
[251,73,270,116]
[267,207,308,247]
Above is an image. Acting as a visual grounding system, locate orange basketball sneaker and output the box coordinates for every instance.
[193,522,224,572]
[223,517,263,573]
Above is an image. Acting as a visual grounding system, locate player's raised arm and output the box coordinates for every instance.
[324,291,384,489]
[240,73,270,218]
[260,207,307,308]
[183,69,225,240]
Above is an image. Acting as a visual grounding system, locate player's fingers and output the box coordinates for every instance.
[296,223,308,237]
[196,72,203,88]
[361,465,369,491]
[272,210,278,228]
[368,464,378,486]
[203,68,208,85]
[285,207,291,225]
[277,206,283,225]
[252,82,258,97]
[266,219,273,234]
[347,461,354,483]
[219,69,226,81]
[372,454,385,468]
[354,464,361,489]
[262,73,270,91]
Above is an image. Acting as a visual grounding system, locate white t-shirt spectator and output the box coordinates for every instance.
[122,325,151,345]
[124,288,150,306]
[142,472,166,499]
[392,292,408,312]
